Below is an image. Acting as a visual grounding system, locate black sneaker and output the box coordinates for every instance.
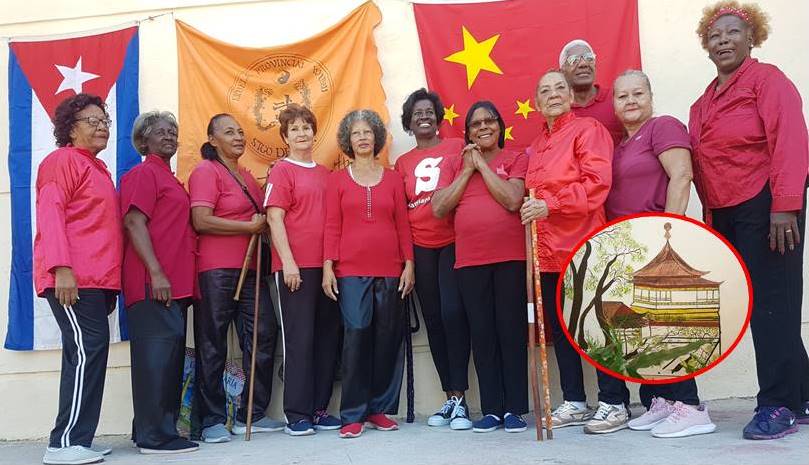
[793,401,809,425]
[427,398,456,426]
[139,438,199,455]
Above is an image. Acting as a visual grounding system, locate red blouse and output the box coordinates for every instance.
[689,58,809,213]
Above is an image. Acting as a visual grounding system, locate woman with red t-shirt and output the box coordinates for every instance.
[264,104,341,436]
[189,114,281,443]
[432,100,529,434]
[323,109,415,439]
[395,89,471,430]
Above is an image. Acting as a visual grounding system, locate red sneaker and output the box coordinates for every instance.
[366,413,399,431]
[339,422,364,438]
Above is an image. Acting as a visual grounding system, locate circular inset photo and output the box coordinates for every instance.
[557,213,752,384]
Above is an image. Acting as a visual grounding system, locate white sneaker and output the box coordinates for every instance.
[43,446,103,465]
[427,398,456,426]
[550,400,594,428]
[583,402,630,434]
[629,397,675,431]
[651,402,717,438]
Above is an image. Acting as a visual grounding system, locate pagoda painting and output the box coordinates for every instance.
[563,217,737,380]
[623,222,722,378]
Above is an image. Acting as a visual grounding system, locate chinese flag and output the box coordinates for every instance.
[414,0,641,150]
[176,1,388,184]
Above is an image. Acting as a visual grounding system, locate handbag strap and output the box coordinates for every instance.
[215,158,262,214]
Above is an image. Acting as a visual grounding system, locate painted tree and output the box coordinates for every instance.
[564,222,646,349]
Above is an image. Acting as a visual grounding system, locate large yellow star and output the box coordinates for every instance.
[515,99,536,120]
[443,104,460,125]
[504,126,514,141]
[444,26,503,89]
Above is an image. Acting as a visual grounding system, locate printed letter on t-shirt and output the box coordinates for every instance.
[414,156,444,195]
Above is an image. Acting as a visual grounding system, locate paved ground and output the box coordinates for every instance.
[1,397,805,465]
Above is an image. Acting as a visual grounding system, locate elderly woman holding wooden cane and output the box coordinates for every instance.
[189,113,281,443]
[520,69,617,434]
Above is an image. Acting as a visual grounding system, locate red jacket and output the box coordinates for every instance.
[689,57,809,213]
[34,146,122,295]
[525,112,613,272]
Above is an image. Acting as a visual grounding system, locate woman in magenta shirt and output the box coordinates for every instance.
[395,88,471,430]
[690,3,809,440]
[323,109,414,439]
[189,114,280,443]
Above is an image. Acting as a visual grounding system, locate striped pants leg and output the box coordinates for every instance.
[45,289,114,448]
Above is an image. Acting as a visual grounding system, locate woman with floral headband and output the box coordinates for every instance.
[690,0,809,440]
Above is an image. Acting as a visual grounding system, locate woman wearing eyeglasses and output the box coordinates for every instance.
[36,93,121,465]
[432,101,529,434]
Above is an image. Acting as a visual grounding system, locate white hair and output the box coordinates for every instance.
[558,39,595,67]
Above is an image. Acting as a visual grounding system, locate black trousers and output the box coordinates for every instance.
[194,269,278,428]
[413,244,470,392]
[639,380,700,408]
[337,277,405,424]
[276,268,341,423]
[458,261,528,417]
[45,289,116,448]
[540,273,630,405]
[128,297,189,447]
[711,184,809,409]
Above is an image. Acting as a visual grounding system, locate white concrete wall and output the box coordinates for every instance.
[0,0,807,440]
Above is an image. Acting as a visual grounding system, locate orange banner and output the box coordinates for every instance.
[176,1,388,183]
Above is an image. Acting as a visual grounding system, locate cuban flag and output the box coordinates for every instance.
[5,26,140,350]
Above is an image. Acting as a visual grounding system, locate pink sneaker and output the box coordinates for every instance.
[651,402,717,438]
[628,397,675,431]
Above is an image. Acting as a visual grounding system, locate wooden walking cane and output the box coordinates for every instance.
[525,221,543,441]
[244,234,263,441]
[234,234,258,301]
[528,188,554,439]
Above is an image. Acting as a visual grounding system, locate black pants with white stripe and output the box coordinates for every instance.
[45,289,117,448]
[128,298,189,448]
[276,269,341,423]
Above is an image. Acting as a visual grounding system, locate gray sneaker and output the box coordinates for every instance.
[201,423,231,443]
[43,446,103,465]
[583,402,630,434]
[88,445,111,456]
[232,417,285,434]
[550,401,594,428]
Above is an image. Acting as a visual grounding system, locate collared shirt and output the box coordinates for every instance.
[34,146,122,295]
[437,149,528,268]
[188,159,264,273]
[526,112,613,272]
[394,138,464,248]
[689,57,809,212]
[606,116,691,220]
[323,168,414,278]
[119,154,197,307]
[572,84,624,147]
[263,158,330,273]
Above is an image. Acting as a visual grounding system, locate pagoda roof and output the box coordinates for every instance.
[603,301,646,328]
[632,223,721,288]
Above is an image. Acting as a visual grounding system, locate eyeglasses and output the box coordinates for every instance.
[468,117,499,130]
[564,52,596,66]
[76,116,112,128]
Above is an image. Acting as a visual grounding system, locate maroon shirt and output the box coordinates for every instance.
[689,58,809,213]
[571,84,624,147]
[34,146,122,295]
[324,167,414,278]
[605,116,691,220]
[120,154,197,307]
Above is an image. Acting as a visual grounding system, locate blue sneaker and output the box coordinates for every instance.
[743,406,798,440]
[793,401,809,425]
[313,410,341,431]
[472,414,503,433]
[285,420,316,436]
[504,413,527,433]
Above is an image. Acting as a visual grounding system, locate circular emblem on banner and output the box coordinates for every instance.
[228,54,334,162]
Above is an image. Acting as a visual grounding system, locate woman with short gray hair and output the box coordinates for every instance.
[120,110,199,454]
[323,109,415,438]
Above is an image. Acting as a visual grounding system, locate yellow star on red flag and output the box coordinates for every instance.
[504,126,514,141]
[515,99,535,120]
[443,104,460,125]
[444,26,503,89]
